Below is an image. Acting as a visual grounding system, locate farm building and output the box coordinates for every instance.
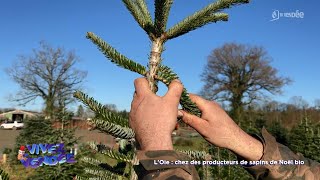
[0,109,93,130]
[0,109,40,122]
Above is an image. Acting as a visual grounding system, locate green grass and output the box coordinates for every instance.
[173,127,208,151]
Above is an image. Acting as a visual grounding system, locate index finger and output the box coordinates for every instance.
[188,94,210,112]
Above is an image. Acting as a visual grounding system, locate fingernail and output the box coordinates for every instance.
[178,110,184,117]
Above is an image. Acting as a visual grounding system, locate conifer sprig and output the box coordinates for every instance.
[154,0,173,36]
[136,0,153,25]
[73,91,135,139]
[122,0,155,36]
[90,118,135,139]
[169,13,228,39]
[166,0,248,40]
[84,168,122,180]
[86,32,147,76]
[157,65,202,117]
[101,149,133,163]
[177,149,212,161]
[74,91,129,127]
[81,157,104,167]
[81,156,128,177]
[88,142,134,163]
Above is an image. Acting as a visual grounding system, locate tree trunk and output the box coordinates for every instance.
[45,97,55,120]
[230,94,244,123]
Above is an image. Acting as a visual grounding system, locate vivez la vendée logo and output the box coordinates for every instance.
[17,143,76,168]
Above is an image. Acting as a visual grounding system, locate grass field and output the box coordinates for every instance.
[173,127,208,151]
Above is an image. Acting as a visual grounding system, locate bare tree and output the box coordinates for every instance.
[289,96,309,110]
[201,43,291,121]
[6,41,87,118]
[262,100,281,112]
[103,104,117,112]
[314,99,320,110]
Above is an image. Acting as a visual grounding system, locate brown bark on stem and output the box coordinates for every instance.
[147,38,164,93]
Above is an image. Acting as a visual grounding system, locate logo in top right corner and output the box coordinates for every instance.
[271,10,304,21]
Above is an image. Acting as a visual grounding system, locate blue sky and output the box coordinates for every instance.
[0,0,319,112]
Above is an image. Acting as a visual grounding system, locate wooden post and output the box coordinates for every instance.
[2,154,7,164]
[74,145,78,156]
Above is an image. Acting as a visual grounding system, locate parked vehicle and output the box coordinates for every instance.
[0,121,24,130]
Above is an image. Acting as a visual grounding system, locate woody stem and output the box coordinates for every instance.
[147,38,164,93]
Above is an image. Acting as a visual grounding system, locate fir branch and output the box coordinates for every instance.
[157,65,202,117]
[122,0,155,36]
[81,157,127,176]
[88,142,134,163]
[81,156,104,166]
[154,0,173,36]
[102,150,133,164]
[90,118,135,139]
[177,149,212,161]
[74,91,129,127]
[86,32,147,76]
[136,0,153,25]
[180,90,202,117]
[166,0,249,40]
[84,167,123,180]
[167,13,228,39]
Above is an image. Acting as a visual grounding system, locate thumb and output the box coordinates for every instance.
[179,110,207,134]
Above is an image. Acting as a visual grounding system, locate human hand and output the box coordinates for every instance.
[129,78,183,151]
[179,94,263,161]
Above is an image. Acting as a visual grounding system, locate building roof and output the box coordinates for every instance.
[0,109,41,117]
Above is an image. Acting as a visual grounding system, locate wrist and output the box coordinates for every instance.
[227,129,263,161]
[139,135,173,151]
